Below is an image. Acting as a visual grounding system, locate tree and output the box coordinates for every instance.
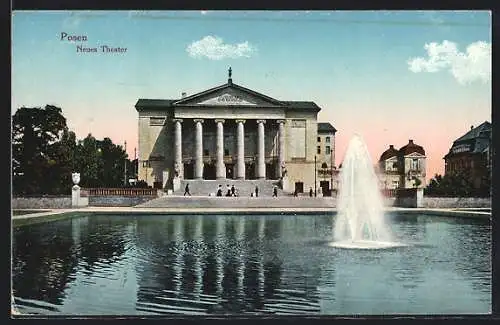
[424,170,489,197]
[412,177,422,188]
[12,105,70,195]
[12,105,134,194]
[73,135,129,188]
[44,129,77,194]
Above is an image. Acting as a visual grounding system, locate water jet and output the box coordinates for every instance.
[331,134,406,249]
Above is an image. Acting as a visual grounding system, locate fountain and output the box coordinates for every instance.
[330,134,406,249]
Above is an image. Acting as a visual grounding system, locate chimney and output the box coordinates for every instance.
[389,145,394,149]
[408,140,414,145]
[181,92,187,98]
[471,125,474,130]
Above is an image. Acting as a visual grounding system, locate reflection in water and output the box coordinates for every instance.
[12,214,491,315]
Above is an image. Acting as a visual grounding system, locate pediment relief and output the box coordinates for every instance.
[175,85,283,107]
[197,91,258,106]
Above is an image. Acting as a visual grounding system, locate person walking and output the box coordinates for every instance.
[255,185,259,197]
[216,185,223,197]
[272,185,278,197]
[184,183,191,196]
[231,184,236,197]
[309,187,313,197]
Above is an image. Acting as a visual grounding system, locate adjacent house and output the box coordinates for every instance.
[443,121,491,189]
[378,140,427,189]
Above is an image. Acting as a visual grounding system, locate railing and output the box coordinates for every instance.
[84,188,158,196]
[381,189,398,197]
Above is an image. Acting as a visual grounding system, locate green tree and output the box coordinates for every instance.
[424,170,487,197]
[73,135,129,188]
[12,105,71,195]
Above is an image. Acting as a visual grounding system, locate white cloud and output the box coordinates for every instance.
[186,35,257,60]
[407,40,491,85]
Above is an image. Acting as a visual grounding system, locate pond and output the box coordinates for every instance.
[11,213,491,315]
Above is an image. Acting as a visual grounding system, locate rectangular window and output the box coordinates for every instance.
[392,180,399,188]
[326,137,330,143]
[142,161,150,168]
[317,137,321,142]
[317,146,321,154]
[326,146,331,155]
[204,149,209,156]
[412,158,419,170]
[149,117,165,126]
[224,149,229,156]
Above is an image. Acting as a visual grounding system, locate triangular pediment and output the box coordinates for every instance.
[404,152,425,158]
[173,82,285,107]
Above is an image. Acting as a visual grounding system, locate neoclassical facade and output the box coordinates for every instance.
[135,70,335,193]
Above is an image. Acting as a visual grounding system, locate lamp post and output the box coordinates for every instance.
[314,155,317,197]
[134,147,137,179]
[330,148,334,196]
[124,141,127,187]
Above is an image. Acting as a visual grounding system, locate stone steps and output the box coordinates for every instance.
[136,196,335,209]
[176,179,284,197]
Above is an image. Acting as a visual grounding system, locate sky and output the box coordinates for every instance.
[11,10,491,181]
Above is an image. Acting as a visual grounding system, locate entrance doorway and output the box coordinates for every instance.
[184,162,194,179]
[246,162,255,180]
[320,180,331,196]
[266,163,274,179]
[295,182,304,194]
[226,163,234,179]
[203,163,216,180]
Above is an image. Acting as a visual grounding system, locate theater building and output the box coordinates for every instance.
[135,68,336,194]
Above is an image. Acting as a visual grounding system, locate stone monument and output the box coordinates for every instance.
[71,172,81,208]
[173,163,181,192]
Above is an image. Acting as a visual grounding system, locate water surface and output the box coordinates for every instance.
[12,213,491,315]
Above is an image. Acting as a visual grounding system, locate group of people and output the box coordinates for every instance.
[217,184,238,197]
[184,183,279,197]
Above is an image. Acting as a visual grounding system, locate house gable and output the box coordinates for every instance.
[404,152,426,158]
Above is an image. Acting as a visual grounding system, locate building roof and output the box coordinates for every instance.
[135,99,177,108]
[135,80,321,113]
[444,121,492,159]
[399,139,426,156]
[454,121,491,142]
[317,122,337,133]
[379,145,399,161]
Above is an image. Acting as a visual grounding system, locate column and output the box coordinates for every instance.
[215,119,226,179]
[257,120,266,179]
[277,119,285,178]
[174,119,183,178]
[194,119,204,179]
[236,119,246,179]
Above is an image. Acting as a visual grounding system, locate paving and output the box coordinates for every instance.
[11,196,491,223]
